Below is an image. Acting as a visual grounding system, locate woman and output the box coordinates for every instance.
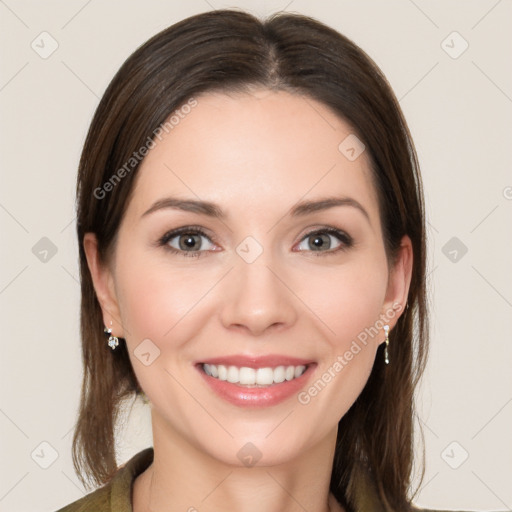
[56,8,462,512]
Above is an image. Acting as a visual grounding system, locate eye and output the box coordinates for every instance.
[158,227,217,257]
[295,228,352,254]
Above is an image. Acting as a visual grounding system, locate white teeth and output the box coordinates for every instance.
[285,366,295,381]
[294,366,304,378]
[217,365,227,381]
[202,363,307,386]
[274,366,286,383]
[239,367,256,385]
[256,367,274,386]
[226,366,239,383]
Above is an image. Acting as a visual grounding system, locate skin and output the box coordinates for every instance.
[84,88,412,512]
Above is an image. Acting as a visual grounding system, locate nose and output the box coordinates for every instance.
[219,257,298,337]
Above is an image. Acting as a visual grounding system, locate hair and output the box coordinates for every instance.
[73,9,429,511]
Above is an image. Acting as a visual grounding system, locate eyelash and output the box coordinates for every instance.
[157,226,353,258]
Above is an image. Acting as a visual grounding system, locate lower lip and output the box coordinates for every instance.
[197,364,316,408]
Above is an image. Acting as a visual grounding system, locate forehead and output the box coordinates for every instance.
[129,89,379,222]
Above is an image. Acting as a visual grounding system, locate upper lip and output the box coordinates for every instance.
[198,354,314,368]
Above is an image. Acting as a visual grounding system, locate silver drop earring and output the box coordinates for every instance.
[383,324,390,365]
[104,321,119,350]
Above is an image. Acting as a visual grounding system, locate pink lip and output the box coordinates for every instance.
[198,354,313,368]
[195,355,316,408]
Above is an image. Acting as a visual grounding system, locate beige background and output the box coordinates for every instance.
[1,1,511,511]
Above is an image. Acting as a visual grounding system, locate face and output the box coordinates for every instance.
[85,88,411,467]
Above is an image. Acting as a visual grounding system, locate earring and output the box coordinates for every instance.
[383,324,390,365]
[104,321,119,350]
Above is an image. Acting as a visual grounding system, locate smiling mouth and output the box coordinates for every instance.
[201,363,308,387]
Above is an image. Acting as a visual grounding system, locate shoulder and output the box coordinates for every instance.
[54,448,154,512]
[55,484,109,512]
[352,463,490,512]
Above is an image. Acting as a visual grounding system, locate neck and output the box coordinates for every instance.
[133,409,344,512]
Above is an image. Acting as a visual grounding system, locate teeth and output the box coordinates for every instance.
[239,367,256,385]
[285,366,295,380]
[203,363,307,386]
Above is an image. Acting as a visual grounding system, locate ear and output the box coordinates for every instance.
[83,233,124,337]
[381,235,413,330]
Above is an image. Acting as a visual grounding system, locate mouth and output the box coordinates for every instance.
[201,363,307,387]
[196,355,316,407]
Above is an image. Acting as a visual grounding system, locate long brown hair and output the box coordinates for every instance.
[73,9,429,511]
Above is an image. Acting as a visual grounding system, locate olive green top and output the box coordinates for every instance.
[55,447,473,512]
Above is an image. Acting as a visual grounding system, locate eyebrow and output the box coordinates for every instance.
[141,195,370,222]
[142,197,225,219]
[290,197,370,221]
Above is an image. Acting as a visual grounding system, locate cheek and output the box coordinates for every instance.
[113,251,216,406]
[295,255,388,414]
[114,248,216,343]
[299,254,389,346]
